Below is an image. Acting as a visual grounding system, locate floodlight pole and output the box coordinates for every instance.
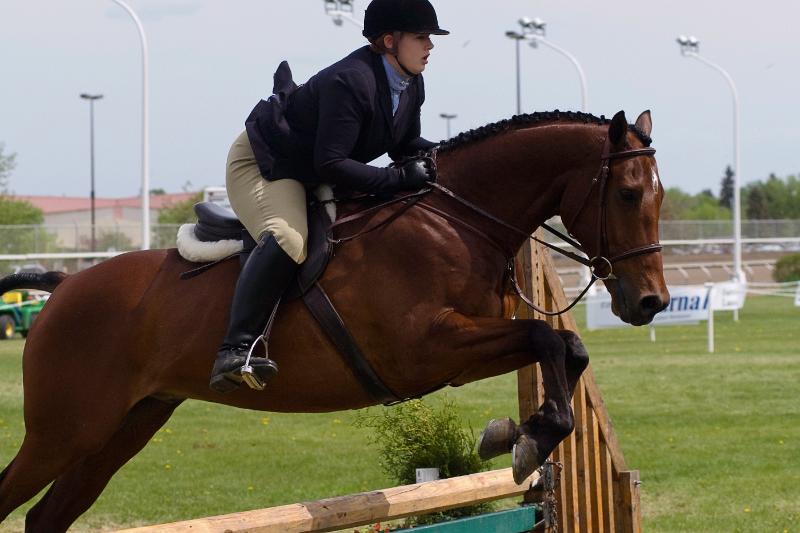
[520,18,588,112]
[678,38,744,289]
[505,31,525,114]
[80,94,103,252]
[528,37,588,112]
[109,0,150,250]
[439,113,457,139]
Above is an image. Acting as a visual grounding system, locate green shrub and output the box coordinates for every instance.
[354,397,493,526]
[773,253,800,282]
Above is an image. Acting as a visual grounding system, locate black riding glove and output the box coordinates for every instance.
[398,158,436,190]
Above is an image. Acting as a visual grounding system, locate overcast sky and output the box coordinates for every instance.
[1,0,798,198]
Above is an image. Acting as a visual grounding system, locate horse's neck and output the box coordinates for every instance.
[436,123,601,253]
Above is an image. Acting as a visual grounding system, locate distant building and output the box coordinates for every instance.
[13,192,197,249]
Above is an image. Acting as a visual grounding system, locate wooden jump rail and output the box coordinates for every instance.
[116,468,542,533]
[119,233,641,533]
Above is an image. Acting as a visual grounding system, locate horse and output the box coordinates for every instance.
[0,109,667,531]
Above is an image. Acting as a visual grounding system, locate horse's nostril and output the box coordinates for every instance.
[639,295,665,315]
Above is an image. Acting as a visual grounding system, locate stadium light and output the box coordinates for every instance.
[323,0,362,29]
[676,35,744,290]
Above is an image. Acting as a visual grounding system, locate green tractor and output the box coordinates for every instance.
[0,290,49,340]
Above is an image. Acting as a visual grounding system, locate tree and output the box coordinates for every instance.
[719,165,734,209]
[686,194,730,220]
[153,191,203,249]
[742,173,800,219]
[0,143,17,194]
[745,185,769,219]
[661,187,731,220]
[94,229,134,252]
[661,187,694,219]
[0,196,43,225]
[157,191,204,224]
[0,196,58,254]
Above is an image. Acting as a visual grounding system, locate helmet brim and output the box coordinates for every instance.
[363,27,450,39]
[411,27,449,35]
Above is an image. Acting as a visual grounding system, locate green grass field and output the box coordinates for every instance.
[0,296,798,532]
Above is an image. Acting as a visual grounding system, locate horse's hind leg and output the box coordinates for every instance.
[0,433,89,524]
[0,392,137,527]
[24,396,183,533]
[0,355,142,525]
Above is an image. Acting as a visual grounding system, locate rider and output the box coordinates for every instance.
[209,0,449,393]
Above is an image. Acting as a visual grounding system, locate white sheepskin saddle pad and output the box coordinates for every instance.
[176,184,335,263]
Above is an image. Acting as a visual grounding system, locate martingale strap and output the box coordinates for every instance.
[302,283,400,405]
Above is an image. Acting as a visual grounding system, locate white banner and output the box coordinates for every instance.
[795,284,800,307]
[586,285,712,330]
[710,281,746,311]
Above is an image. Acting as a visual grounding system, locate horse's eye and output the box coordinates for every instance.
[619,188,639,204]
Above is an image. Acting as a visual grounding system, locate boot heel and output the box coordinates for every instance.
[209,373,241,393]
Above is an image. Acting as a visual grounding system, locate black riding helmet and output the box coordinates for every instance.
[362,0,450,40]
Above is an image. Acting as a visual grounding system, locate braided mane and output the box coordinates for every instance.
[437,110,652,153]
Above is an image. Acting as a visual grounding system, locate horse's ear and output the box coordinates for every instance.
[634,110,653,137]
[608,110,628,147]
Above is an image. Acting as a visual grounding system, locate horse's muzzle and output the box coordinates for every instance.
[636,294,669,324]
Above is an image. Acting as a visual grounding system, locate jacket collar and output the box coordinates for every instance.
[371,50,416,140]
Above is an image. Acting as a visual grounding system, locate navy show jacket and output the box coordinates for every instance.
[245,46,436,191]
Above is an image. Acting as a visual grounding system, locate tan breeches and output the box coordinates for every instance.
[225,130,307,264]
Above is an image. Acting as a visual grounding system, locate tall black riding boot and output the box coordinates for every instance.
[209,233,299,393]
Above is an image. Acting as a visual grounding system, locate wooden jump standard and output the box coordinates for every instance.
[519,234,642,533]
[117,234,641,533]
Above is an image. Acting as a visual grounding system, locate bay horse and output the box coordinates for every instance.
[0,110,667,531]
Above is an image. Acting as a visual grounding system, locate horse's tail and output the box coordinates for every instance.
[0,271,68,296]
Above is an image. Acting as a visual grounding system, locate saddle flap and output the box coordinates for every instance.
[284,201,333,301]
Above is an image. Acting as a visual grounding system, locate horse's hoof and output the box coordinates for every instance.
[477,417,518,460]
[511,435,541,485]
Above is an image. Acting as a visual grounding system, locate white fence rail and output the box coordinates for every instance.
[1,220,798,276]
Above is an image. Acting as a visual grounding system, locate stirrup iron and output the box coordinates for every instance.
[240,299,281,391]
[241,336,268,390]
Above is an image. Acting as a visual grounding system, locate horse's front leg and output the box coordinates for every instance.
[479,329,589,482]
[436,313,588,484]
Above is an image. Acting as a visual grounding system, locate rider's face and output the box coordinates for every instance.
[385,32,434,75]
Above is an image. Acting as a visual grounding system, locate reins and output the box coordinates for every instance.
[326,189,430,245]
[330,139,661,316]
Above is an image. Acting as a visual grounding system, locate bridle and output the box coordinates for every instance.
[559,137,661,279]
[426,137,662,315]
